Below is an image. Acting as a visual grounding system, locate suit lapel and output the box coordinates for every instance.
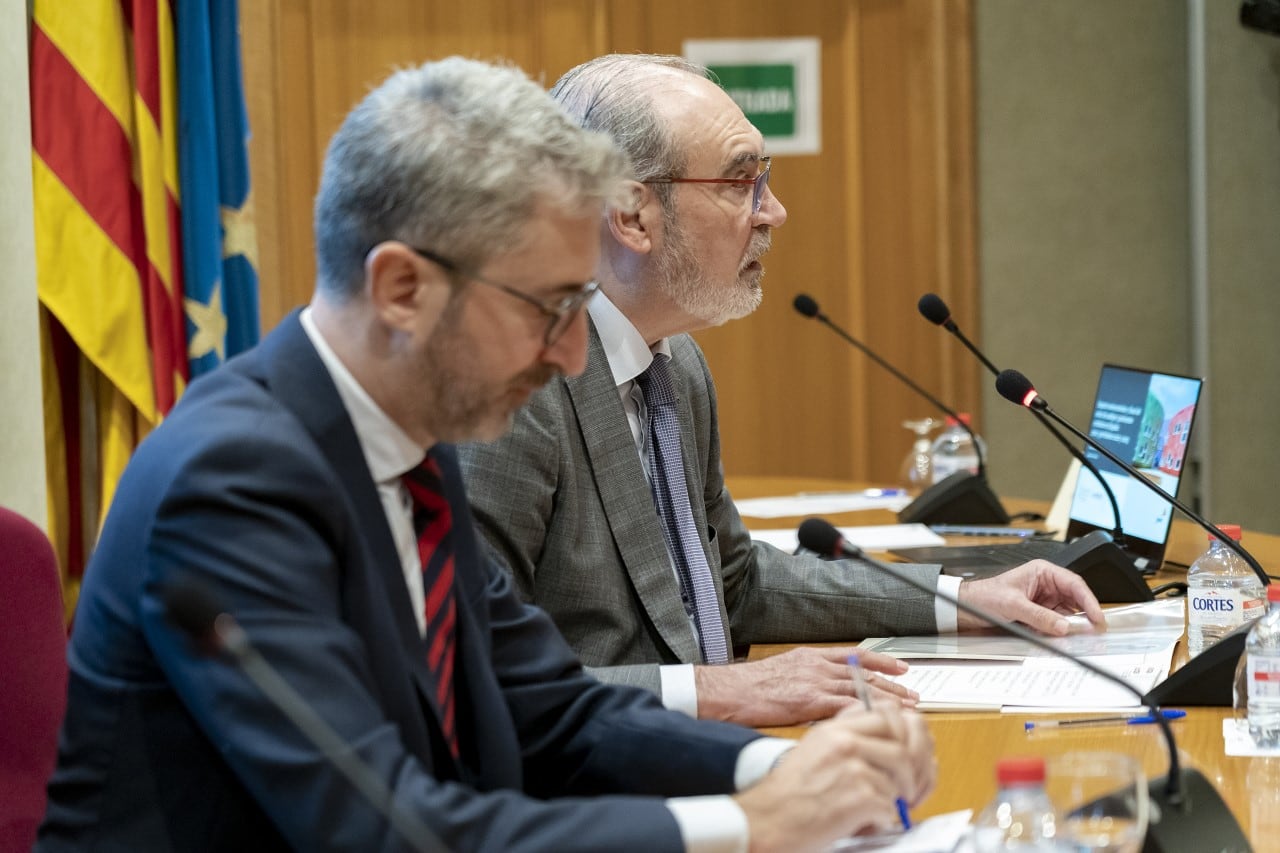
[257,313,453,763]
[563,324,703,663]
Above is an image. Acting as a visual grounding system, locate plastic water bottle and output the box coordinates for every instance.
[1246,757,1280,842]
[972,756,1060,851]
[1186,525,1265,657]
[929,413,985,484]
[1233,584,1280,747]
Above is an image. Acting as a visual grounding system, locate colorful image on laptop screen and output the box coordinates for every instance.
[1066,364,1203,567]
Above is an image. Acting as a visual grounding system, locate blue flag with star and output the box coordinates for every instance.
[177,0,259,378]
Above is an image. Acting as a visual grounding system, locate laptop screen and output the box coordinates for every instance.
[1065,364,1203,569]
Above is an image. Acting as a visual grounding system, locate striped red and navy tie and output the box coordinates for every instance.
[403,454,459,759]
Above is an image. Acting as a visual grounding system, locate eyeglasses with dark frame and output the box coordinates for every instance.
[643,156,772,214]
[411,246,599,346]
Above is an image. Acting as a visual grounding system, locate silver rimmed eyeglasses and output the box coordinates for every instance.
[411,247,599,346]
[643,156,772,214]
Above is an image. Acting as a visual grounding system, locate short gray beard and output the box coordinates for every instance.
[653,210,766,328]
[417,290,559,443]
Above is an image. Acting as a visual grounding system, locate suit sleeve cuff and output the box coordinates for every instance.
[935,573,962,633]
[659,663,698,716]
[663,739,793,852]
[666,796,749,853]
[735,737,795,790]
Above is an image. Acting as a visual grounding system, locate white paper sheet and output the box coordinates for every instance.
[857,600,1184,710]
[750,524,946,554]
[860,599,1185,661]
[885,658,1166,709]
[1223,718,1280,756]
[829,809,972,852]
[734,491,913,518]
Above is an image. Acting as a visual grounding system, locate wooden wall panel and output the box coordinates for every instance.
[849,0,980,483]
[597,1,868,481]
[241,0,320,329]
[240,0,977,484]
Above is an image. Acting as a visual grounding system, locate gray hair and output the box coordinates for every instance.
[549,54,713,206]
[314,56,630,297]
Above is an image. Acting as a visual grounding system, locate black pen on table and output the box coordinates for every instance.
[846,654,913,831]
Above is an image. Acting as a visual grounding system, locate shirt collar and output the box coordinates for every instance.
[300,307,426,484]
[588,290,673,389]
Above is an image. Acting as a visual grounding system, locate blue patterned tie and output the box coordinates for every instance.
[636,354,730,664]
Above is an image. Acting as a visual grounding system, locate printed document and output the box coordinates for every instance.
[860,599,1183,710]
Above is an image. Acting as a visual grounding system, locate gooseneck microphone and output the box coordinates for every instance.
[163,581,445,853]
[793,293,1009,525]
[917,293,1000,376]
[794,294,988,476]
[917,293,1125,544]
[797,517,1252,853]
[997,367,1275,707]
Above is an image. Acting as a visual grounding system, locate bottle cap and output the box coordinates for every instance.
[945,413,973,428]
[1268,584,1280,603]
[995,755,1046,786]
[1209,525,1242,543]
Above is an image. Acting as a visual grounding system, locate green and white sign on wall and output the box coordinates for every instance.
[683,37,821,156]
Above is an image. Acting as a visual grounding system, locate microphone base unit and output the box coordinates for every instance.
[1055,530,1154,604]
[1144,620,1251,707]
[1143,767,1253,852]
[1074,768,1252,853]
[897,472,1011,525]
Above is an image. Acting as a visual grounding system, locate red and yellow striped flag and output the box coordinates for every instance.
[31,0,188,616]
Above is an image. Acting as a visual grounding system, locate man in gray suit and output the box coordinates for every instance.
[457,54,1105,727]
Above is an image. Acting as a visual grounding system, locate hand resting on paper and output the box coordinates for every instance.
[957,560,1107,636]
[694,646,919,727]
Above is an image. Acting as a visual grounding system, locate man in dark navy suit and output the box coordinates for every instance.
[39,57,935,852]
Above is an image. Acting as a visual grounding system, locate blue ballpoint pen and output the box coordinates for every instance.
[847,655,913,830]
[1024,709,1187,731]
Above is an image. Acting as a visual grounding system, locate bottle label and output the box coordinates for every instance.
[1248,656,1280,702]
[1187,589,1264,629]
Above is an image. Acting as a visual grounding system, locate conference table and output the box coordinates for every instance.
[727,475,1280,850]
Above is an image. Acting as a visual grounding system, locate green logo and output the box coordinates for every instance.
[710,64,796,136]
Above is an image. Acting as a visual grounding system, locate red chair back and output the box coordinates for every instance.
[0,507,67,851]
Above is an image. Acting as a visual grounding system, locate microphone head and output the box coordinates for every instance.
[162,578,225,644]
[793,293,821,319]
[797,517,844,557]
[917,293,951,326]
[996,369,1039,408]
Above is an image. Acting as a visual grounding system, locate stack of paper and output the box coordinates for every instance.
[860,599,1185,712]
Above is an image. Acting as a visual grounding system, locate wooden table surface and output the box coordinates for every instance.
[727,475,1280,849]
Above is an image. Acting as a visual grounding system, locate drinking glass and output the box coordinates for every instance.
[898,417,937,496]
[1045,752,1149,853]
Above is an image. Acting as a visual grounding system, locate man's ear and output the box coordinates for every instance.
[365,241,452,334]
[606,181,660,256]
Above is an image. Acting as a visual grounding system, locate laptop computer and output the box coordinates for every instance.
[891,364,1204,578]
